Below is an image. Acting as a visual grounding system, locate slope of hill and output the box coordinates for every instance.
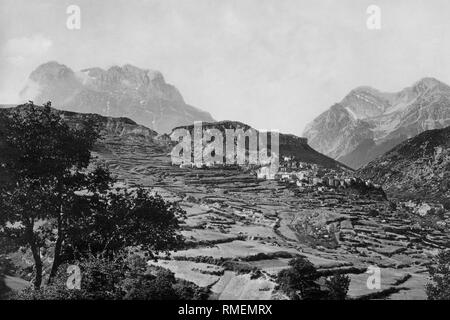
[0,103,159,142]
[174,121,350,170]
[357,126,450,202]
[19,62,215,133]
[304,78,450,169]
[0,104,172,184]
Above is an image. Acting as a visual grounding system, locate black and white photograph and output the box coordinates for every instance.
[1,0,450,310]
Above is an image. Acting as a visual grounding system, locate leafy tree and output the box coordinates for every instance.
[426,250,450,300]
[277,256,322,300]
[277,257,351,300]
[63,188,185,260]
[0,182,49,289]
[0,102,185,291]
[325,274,350,300]
[0,102,99,288]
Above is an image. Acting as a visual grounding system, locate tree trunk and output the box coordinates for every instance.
[29,238,43,289]
[26,221,43,289]
[48,211,63,284]
[48,236,62,284]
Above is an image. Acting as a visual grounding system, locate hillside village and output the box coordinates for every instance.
[172,154,383,195]
[170,151,449,222]
[258,156,382,193]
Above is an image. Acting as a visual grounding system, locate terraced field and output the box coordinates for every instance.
[91,131,450,300]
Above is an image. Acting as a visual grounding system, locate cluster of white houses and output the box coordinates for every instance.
[172,154,381,192]
[256,157,381,191]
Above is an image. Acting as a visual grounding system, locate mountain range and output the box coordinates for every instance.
[18,61,214,133]
[6,63,450,198]
[304,78,450,169]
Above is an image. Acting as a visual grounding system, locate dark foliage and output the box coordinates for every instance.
[426,250,450,300]
[16,253,208,300]
[0,102,185,291]
[63,188,185,260]
[325,274,350,300]
[0,102,99,288]
[276,256,350,300]
[276,256,322,300]
[441,199,450,211]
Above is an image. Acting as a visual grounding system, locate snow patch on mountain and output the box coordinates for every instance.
[345,107,359,120]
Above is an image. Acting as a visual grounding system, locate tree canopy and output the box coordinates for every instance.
[0,102,185,291]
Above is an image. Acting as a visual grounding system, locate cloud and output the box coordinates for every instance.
[0,34,52,103]
[2,34,52,66]
[19,79,42,102]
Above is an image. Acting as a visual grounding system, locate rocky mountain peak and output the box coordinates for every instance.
[29,61,76,83]
[340,86,390,119]
[349,86,382,96]
[408,77,450,98]
[20,61,214,133]
[79,64,166,89]
[413,77,442,90]
[304,77,450,169]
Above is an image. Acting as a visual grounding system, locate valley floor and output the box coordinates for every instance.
[95,142,450,300]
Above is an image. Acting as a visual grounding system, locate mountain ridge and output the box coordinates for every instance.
[357,125,450,202]
[19,61,215,134]
[174,120,351,170]
[304,77,450,168]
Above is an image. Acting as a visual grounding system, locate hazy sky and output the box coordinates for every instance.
[1,0,450,135]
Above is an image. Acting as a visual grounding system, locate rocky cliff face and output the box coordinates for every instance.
[357,126,450,202]
[304,78,450,169]
[303,104,373,160]
[20,62,215,134]
[174,120,349,169]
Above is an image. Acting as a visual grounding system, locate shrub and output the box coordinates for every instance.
[276,256,322,300]
[15,253,209,300]
[277,256,351,300]
[426,250,450,300]
[325,274,350,300]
